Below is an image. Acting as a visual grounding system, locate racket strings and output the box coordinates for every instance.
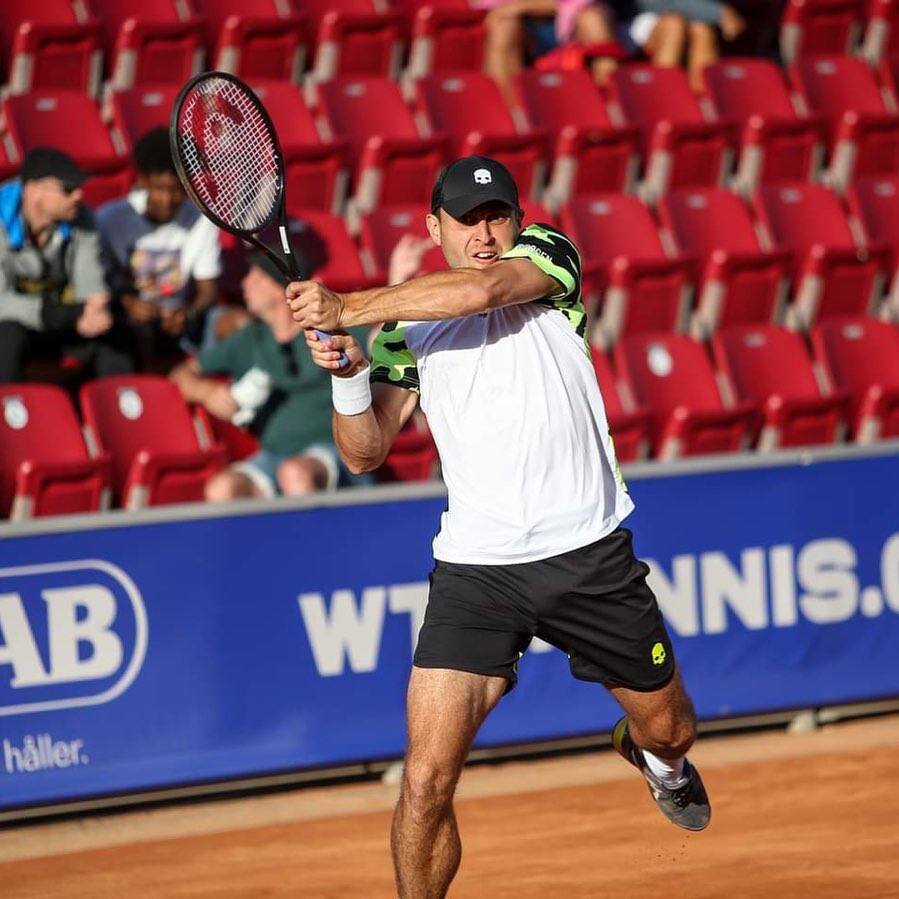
[176,77,281,232]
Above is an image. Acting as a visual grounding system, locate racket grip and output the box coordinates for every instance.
[315,329,349,368]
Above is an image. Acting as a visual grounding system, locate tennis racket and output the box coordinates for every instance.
[169,71,347,366]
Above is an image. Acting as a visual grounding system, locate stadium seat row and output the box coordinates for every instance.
[2,317,897,518]
[0,0,486,96]
[0,375,440,519]
[595,317,899,462]
[5,52,899,212]
[2,0,899,98]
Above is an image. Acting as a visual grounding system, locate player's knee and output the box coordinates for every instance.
[401,759,459,822]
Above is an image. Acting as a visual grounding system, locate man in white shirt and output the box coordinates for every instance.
[287,156,710,898]
[97,128,221,369]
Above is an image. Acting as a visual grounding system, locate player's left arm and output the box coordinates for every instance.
[286,259,561,329]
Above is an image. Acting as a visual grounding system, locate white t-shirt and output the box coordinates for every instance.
[97,189,221,309]
[370,223,634,565]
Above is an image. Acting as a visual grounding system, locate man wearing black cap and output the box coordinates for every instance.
[0,147,133,382]
[288,156,710,896]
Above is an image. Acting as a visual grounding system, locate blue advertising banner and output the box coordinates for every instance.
[1,447,898,813]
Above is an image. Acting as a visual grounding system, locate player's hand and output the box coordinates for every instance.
[304,329,367,377]
[286,281,345,331]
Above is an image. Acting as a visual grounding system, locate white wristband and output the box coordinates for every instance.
[332,364,372,415]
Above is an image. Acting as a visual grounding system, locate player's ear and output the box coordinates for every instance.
[425,212,441,246]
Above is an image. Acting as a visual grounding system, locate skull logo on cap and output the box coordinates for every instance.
[473,168,492,185]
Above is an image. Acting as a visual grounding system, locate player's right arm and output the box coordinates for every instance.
[306,329,420,475]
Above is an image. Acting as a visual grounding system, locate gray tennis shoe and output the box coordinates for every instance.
[612,716,711,832]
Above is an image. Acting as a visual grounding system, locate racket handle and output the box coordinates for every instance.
[315,329,349,368]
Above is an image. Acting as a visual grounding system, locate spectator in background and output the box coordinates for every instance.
[482,0,689,104]
[170,249,367,501]
[633,0,746,89]
[0,148,131,384]
[97,128,221,372]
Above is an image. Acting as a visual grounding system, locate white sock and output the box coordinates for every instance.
[643,751,688,789]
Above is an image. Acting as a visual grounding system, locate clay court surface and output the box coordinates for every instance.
[1,714,897,898]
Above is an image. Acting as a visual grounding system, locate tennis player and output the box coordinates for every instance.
[287,156,710,898]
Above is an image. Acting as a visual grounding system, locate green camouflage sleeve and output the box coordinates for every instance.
[501,223,582,306]
[502,223,587,340]
[369,321,421,394]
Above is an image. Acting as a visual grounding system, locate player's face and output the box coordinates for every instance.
[427,202,521,269]
[142,172,186,224]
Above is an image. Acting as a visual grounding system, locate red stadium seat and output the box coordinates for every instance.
[2,91,132,208]
[195,0,309,81]
[810,315,899,439]
[752,182,888,327]
[780,0,864,62]
[283,209,377,291]
[106,85,180,149]
[404,4,487,79]
[249,80,348,213]
[303,0,404,81]
[788,54,899,189]
[412,72,546,202]
[846,173,899,313]
[657,187,789,337]
[358,204,430,281]
[560,194,692,343]
[313,76,447,214]
[614,333,756,459]
[89,0,205,90]
[605,64,733,201]
[375,420,439,482]
[0,384,111,520]
[80,375,226,509]
[702,58,824,194]
[713,324,847,450]
[589,345,650,462]
[1,3,103,96]
[516,68,639,209]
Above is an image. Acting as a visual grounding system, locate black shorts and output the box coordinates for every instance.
[414,527,676,693]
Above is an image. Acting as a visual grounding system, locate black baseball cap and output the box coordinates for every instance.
[20,147,89,191]
[431,156,523,219]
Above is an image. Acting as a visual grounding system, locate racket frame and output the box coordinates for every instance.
[169,70,347,363]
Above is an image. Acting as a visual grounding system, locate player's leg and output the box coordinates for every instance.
[608,668,696,763]
[392,666,506,899]
[395,558,534,896]
[533,527,710,830]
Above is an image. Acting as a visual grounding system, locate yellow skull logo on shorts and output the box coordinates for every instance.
[651,642,666,666]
